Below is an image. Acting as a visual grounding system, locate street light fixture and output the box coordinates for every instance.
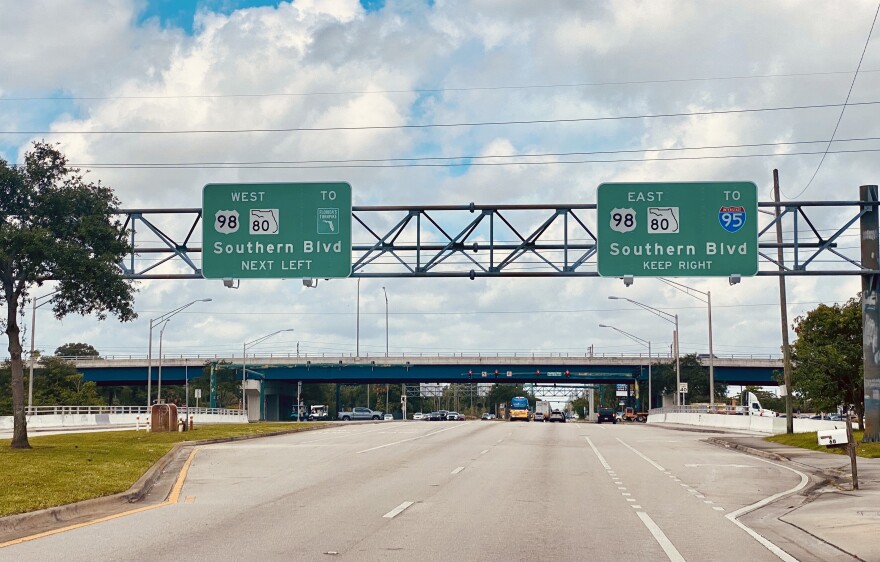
[658,278,715,406]
[608,296,681,406]
[28,289,60,414]
[243,329,295,418]
[147,298,212,407]
[599,324,652,410]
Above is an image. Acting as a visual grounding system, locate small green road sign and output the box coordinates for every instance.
[202,182,352,279]
[597,182,758,277]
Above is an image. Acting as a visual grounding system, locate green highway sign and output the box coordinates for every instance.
[597,182,758,277]
[202,182,352,279]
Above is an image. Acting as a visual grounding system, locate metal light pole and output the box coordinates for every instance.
[659,278,715,406]
[147,298,212,407]
[156,319,170,403]
[243,328,295,419]
[383,286,389,357]
[609,296,680,406]
[600,324,652,410]
[28,290,60,414]
[356,278,361,357]
[383,286,389,412]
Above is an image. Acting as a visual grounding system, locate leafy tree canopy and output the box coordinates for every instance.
[1,142,136,448]
[791,297,863,424]
[33,357,105,406]
[54,342,100,358]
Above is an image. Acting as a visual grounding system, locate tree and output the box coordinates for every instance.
[1,142,136,449]
[33,357,105,406]
[485,383,534,415]
[650,354,727,405]
[54,342,100,358]
[791,297,863,429]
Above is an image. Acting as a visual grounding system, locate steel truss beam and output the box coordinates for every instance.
[114,199,877,279]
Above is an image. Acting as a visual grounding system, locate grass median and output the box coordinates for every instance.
[0,422,330,518]
[765,430,880,459]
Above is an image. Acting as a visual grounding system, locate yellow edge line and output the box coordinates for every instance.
[0,448,199,549]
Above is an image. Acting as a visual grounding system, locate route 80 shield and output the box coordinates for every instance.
[718,206,746,233]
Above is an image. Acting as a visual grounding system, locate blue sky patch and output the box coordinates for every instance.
[138,0,281,33]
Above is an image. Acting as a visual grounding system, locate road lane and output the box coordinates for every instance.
[2,421,816,561]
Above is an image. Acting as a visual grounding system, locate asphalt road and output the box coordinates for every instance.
[3,421,817,561]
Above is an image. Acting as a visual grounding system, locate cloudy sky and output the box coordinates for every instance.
[2,0,879,369]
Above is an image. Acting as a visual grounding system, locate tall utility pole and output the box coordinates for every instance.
[774,170,794,434]
[861,184,880,443]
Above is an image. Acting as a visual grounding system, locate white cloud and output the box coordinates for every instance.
[4,0,878,369]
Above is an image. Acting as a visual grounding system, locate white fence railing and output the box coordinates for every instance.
[23,405,243,417]
[1,405,247,431]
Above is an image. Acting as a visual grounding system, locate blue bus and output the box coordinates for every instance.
[509,396,530,421]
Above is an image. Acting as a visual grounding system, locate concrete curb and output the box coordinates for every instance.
[0,423,335,538]
[705,436,791,462]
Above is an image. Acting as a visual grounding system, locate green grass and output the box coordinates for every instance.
[765,430,880,459]
[0,422,329,517]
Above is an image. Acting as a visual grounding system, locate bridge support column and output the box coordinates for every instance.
[210,363,217,409]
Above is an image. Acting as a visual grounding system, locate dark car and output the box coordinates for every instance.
[548,410,566,423]
[427,411,443,421]
[597,407,617,424]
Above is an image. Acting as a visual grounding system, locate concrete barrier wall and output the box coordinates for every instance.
[1,412,247,431]
[648,412,855,434]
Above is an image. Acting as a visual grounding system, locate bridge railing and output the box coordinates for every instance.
[38,351,782,362]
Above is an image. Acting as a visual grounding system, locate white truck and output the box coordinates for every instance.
[337,407,383,421]
[740,391,777,417]
[534,400,551,422]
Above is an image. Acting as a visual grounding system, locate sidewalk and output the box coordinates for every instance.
[706,433,880,562]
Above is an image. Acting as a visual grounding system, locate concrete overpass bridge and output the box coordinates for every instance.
[73,354,782,386]
[72,354,780,421]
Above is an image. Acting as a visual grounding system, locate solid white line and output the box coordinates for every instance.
[584,437,611,470]
[383,501,415,519]
[451,466,464,475]
[616,438,666,472]
[356,423,469,454]
[723,456,809,562]
[636,512,685,562]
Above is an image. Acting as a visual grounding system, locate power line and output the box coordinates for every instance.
[5,100,879,136]
[4,69,879,103]
[66,135,880,168]
[791,1,880,199]
[70,147,880,169]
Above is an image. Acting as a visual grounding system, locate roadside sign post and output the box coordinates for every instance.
[194,388,201,409]
[678,382,688,407]
[202,182,352,279]
[598,182,758,278]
